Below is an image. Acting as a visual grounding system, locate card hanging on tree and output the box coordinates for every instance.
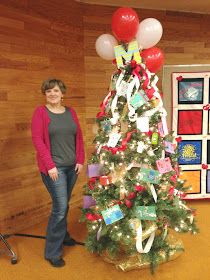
[141,168,160,184]
[107,132,121,147]
[164,141,175,154]
[158,122,164,137]
[156,157,173,174]
[136,117,149,132]
[101,120,112,133]
[130,90,148,110]
[135,206,157,220]
[101,205,124,225]
[117,80,130,97]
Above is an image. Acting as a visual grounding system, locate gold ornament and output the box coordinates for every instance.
[111,166,127,184]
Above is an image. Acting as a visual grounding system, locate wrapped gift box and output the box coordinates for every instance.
[83,195,96,209]
[99,176,112,186]
[87,163,104,178]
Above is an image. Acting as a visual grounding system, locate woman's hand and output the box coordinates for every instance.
[48,167,58,181]
[75,164,83,174]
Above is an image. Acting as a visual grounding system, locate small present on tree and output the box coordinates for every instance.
[87,163,104,178]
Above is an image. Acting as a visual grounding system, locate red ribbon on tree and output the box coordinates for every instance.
[145,87,155,99]
[102,130,136,154]
[96,90,116,119]
[131,64,150,91]
[132,65,141,79]
[88,178,97,190]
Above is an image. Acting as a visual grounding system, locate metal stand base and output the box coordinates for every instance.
[0,233,18,264]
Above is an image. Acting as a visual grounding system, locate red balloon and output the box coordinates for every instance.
[141,47,164,73]
[112,7,139,42]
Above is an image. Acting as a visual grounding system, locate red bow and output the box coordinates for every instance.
[175,137,182,143]
[202,164,208,169]
[203,104,210,110]
[102,130,136,154]
[176,76,183,81]
[132,65,141,79]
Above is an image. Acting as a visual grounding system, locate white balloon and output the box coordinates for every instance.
[136,18,163,49]
[95,34,118,60]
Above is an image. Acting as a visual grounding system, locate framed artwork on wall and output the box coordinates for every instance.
[163,64,210,199]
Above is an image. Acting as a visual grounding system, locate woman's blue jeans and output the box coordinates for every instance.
[41,166,78,260]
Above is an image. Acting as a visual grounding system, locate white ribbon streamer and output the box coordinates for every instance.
[136,220,156,253]
[110,72,124,125]
[111,72,141,124]
[126,162,142,170]
[127,75,140,122]
[163,225,168,240]
[96,223,102,241]
[150,184,157,203]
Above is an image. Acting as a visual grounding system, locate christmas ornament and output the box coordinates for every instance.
[125,199,133,208]
[135,185,146,192]
[151,132,158,145]
[86,213,102,221]
[127,192,136,199]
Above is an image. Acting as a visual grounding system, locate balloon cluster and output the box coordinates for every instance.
[95,7,164,73]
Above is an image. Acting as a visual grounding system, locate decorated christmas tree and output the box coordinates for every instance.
[81,7,198,273]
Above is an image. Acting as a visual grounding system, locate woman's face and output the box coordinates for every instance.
[45,85,63,106]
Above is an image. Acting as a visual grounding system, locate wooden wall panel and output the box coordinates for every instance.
[1,0,210,232]
[0,0,85,232]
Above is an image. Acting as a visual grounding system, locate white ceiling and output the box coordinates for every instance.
[76,0,210,14]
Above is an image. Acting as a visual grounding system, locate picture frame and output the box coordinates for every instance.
[162,64,210,199]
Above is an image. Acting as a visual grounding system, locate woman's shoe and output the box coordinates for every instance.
[47,258,65,267]
[63,238,76,246]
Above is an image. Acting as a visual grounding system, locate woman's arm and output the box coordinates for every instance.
[31,107,55,171]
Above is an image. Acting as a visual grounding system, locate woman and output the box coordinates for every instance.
[31,78,85,267]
